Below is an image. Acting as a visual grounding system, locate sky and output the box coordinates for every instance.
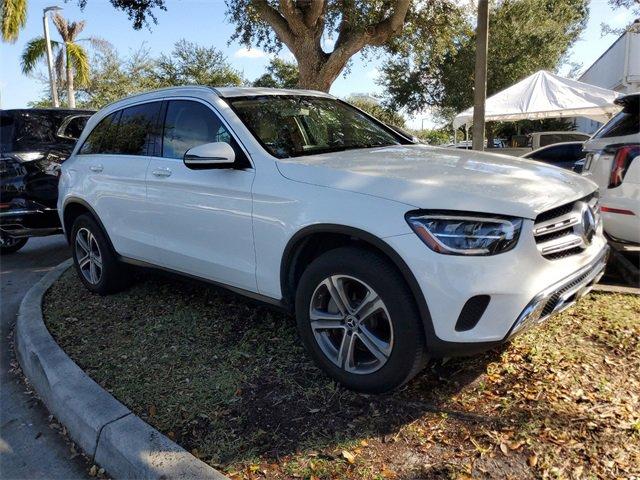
[0,0,635,128]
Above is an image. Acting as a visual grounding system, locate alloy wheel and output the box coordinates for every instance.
[309,275,394,374]
[75,227,103,285]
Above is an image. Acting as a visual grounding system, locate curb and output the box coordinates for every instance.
[15,259,228,480]
[593,283,640,295]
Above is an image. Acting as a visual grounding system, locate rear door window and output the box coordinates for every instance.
[114,102,162,156]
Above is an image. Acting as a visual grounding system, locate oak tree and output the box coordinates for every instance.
[88,0,462,92]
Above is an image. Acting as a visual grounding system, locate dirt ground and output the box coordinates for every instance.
[44,268,640,479]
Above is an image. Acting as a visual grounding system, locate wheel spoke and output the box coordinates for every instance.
[356,325,391,362]
[337,331,357,371]
[92,254,103,269]
[310,314,344,331]
[326,276,352,315]
[78,254,91,269]
[89,259,99,284]
[354,290,384,322]
[76,232,90,255]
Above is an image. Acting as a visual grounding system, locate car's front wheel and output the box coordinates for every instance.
[295,247,427,393]
[71,214,130,294]
[0,235,28,254]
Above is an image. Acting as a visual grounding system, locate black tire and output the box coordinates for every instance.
[0,235,28,254]
[70,214,131,295]
[295,246,427,393]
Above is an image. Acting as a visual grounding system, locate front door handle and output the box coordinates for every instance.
[152,167,172,178]
[90,164,103,173]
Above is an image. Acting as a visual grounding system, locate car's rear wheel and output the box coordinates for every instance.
[0,235,28,254]
[71,214,130,294]
[295,247,427,393]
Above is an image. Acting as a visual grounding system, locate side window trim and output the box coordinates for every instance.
[155,95,253,169]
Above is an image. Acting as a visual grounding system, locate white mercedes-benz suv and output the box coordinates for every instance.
[58,87,608,393]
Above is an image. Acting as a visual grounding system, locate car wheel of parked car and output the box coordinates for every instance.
[0,235,28,254]
[71,214,130,295]
[295,247,427,393]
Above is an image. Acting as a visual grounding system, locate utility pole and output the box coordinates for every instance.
[43,6,62,107]
[472,0,489,151]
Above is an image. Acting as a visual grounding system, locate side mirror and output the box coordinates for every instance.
[183,142,235,169]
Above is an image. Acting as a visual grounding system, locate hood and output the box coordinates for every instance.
[276,144,597,219]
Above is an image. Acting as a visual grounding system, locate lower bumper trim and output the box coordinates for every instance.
[507,246,609,339]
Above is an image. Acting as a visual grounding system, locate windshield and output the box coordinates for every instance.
[226,95,402,158]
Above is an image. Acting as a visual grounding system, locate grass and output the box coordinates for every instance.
[44,268,640,479]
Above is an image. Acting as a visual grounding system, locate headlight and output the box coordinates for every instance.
[406,211,523,256]
[13,152,45,162]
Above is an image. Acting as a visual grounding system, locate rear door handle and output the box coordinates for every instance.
[152,167,172,178]
[90,164,103,173]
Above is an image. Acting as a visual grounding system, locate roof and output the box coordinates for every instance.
[98,85,335,113]
[213,86,334,98]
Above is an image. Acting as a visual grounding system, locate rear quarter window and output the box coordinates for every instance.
[593,109,640,139]
[79,112,121,154]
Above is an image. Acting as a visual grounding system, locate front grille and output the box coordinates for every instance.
[533,193,600,260]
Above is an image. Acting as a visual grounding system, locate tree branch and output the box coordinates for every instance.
[250,0,296,46]
[279,0,307,34]
[299,0,326,29]
[365,0,411,45]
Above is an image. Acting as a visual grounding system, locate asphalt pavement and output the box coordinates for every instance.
[0,235,89,480]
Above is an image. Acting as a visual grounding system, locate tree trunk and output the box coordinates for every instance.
[66,48,76,108]
[295,43,356,92]
[297,59,336,92]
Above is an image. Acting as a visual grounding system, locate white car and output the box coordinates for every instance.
[58,87,608,393]
[581,93,639,245]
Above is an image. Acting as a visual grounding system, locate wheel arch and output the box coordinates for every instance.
[280,224,436,345]
[61,198,116,253]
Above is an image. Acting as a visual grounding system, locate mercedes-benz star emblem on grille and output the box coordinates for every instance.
[578,203,596,245]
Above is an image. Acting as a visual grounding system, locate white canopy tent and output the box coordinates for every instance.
[452,70,621,130]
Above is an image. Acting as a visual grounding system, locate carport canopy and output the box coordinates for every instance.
[452,70,621,129]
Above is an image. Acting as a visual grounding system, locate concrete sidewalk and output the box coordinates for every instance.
[0,236,90,480]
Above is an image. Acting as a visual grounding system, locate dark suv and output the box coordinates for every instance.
[1,108,94,253]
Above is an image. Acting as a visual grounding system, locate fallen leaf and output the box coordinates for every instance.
[341,450,356,464]
[528,454,538,467]
[500,443,509,455]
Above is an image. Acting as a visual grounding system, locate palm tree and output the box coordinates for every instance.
[21,13,105,107]
[1,0,27,42]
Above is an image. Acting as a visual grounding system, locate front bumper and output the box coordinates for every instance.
[0,202,61,238]
[507,245,609,339]
[385,223,609,357]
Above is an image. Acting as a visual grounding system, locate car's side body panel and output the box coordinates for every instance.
[249,157,414,299]
[77,152,152,261]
